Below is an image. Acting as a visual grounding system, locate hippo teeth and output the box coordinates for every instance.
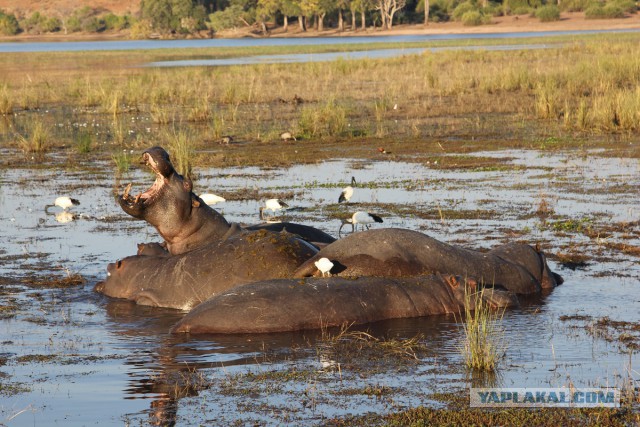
[122,182,132,200]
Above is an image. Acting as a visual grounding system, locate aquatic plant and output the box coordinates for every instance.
[298,99,347,139]
[165,129,194,179]
[460,286,505,372]
[0,85,12,115]
[75,130,93,154]
[17,119,50,154]
[112,151,132,174]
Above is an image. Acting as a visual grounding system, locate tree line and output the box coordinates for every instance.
[1,0,636,37]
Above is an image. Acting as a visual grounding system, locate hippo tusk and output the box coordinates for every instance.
[122,182,132,200]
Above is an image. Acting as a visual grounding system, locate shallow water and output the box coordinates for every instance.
[146,44,554,68]
[1,28,639,53]
[0,148,639,425]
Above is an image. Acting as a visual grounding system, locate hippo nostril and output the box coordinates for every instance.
[116,259,122,269]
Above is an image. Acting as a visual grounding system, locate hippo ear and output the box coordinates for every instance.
[444,275,460,289]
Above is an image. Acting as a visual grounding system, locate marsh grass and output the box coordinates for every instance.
[151,102,174,124]
[165,129,194,179]
[460,286,505,372]
[0,85,12,115]
[1,34,639,159]
[299,99,347,139]
[75,130,93,154]
[112,151,132,174]
[17,120,50,154]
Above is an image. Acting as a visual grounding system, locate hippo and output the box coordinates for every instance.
[118,146,335,255]
[94,229,317,310]
[171,275,519,334]
[293,228,562,295]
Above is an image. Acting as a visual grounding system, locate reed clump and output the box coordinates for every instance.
[112,151,132,174]
[165,129,194,179]
[75,130,93,153]
[17,120,50,154]
[460,286,505,372]
[0,85,12,115]
[298,99,347,139]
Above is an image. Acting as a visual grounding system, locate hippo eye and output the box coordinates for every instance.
[116,260,122,269]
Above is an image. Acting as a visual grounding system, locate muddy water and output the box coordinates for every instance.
[0,149,638,425]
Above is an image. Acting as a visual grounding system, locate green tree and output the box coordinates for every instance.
[256,0,280,33]
[317,0,336,31]
[281,0,302,31]
[375,0,406,29]
[141,0,205,34]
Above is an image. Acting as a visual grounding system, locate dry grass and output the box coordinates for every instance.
[1,33,639,162]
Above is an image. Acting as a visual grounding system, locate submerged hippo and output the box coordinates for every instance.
[171,275,518,334]
[95,229,317,310]
[293,228,562,295]
[118,146,335,255]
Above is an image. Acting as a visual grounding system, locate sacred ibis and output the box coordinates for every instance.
[259,198,289,220]
[339,211,383,236]
[338,176,357,203]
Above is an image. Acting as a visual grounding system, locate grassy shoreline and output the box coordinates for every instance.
[1,32,639,173]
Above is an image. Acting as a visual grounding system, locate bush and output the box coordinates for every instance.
[129,19,152,39]
[503,0,540,14]
[103,13,132,30]
[82,17,106,32]
[65,16,82,32]
[535,5,561,21]
[208,5,247,31]
[452,2,477,20]
[585,3,625,18]
[613,0,637,13]
[41,17,62,32]
[0,12,19,35]
[559,0,594,12]
[461,10,484,25]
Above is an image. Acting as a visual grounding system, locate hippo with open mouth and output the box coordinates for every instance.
[118,146,335,255]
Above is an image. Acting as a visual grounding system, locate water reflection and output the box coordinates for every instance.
[146,44,553,68]
[1,149,639,424]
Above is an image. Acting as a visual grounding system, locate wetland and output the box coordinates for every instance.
[0,31,639,425]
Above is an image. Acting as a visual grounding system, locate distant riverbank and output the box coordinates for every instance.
[2,11,639,43]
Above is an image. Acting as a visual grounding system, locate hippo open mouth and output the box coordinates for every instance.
[118,147,173,217]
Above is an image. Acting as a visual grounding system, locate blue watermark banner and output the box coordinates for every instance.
[470,388,620,408]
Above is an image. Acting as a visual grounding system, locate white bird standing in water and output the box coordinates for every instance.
[339,211,383,235]
[259,198,289,220]
[314,257,334,277]
[199,193,226,206]
[46,196,80,212]
[338,176,357,203]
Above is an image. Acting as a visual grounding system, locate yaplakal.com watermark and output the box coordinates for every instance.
[470,388,620,408]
